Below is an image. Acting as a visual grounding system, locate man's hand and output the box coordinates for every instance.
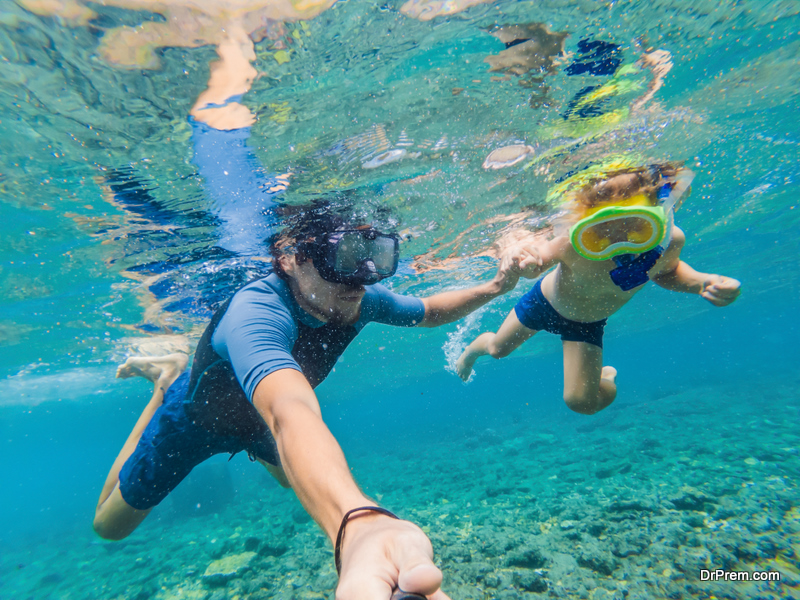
[420,237,558,326]
[701,275,741,307]
[490,246,527,295]
[336,514,450,600]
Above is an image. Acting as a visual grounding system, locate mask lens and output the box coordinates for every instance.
[333,232,366,273]
[331,231,397,276]
[368,236,397,274]
[579,216,656,253]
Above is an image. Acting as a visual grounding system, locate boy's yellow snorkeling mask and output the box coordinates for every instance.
[569,195,667,261]
[567,167,695,291]
[568,168,695,262]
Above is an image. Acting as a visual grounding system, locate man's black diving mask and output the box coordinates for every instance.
[297,229,400,286]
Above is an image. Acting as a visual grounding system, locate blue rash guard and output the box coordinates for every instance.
[212,274,426,395]
[119,274,425,510]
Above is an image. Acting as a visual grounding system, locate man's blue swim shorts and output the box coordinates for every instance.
[514,279,607,348]
[118,372,277,510]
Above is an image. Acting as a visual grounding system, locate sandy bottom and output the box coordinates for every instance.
[3,375,799,600]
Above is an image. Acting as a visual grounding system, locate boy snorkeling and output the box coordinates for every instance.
[456,161,741,414]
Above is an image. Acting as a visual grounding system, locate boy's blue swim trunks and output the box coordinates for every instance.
[514,279,607,348]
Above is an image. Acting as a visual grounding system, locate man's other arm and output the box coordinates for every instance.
[418,245,533,327]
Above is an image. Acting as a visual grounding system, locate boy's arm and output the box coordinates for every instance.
[514,235,567,279]
[651,227,741,306]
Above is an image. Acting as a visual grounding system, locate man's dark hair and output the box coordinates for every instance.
[267,204,349,281]
[266,187,401,280]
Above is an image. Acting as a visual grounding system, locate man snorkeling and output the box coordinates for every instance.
[456,161,741,414]
[94,22,530,599]
[94,210,527,600]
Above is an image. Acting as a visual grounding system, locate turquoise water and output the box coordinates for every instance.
[1,0,799,598]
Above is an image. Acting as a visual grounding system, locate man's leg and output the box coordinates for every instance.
[257,459,292,488]
[562,341,616,415]
[94,353,188,540]
[456,310,537,380]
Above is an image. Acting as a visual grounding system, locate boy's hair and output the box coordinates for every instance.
[563,160,685,220]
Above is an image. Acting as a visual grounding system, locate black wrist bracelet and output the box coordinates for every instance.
[334,506,399,575]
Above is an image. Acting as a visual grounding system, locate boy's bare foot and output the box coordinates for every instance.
[455,350,477,381]
[116,353,189,392]
[601,366,617,384]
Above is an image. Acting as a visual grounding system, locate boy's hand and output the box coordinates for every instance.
[515,245,545,279]
[701,275,741,307]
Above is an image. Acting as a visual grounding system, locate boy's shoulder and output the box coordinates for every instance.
[551,234,574,253]
[667,225,686,248]
[548,234,581,265]
[648,226,687,278]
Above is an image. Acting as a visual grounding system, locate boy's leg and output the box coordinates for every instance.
[562,341,617,415]
[94,353,188,540]
[456,310,537,380]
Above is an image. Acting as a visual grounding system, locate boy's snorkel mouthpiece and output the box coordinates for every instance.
[609,248,663,291]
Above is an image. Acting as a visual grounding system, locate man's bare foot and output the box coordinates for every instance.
[116,353,189,391]
[455,350,477,381]
[601,366,617,384]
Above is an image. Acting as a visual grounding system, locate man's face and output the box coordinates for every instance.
[281,254,366,325]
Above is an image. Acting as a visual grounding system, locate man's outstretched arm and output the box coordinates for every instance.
[252,368,450,600]
[418,247,526,327]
